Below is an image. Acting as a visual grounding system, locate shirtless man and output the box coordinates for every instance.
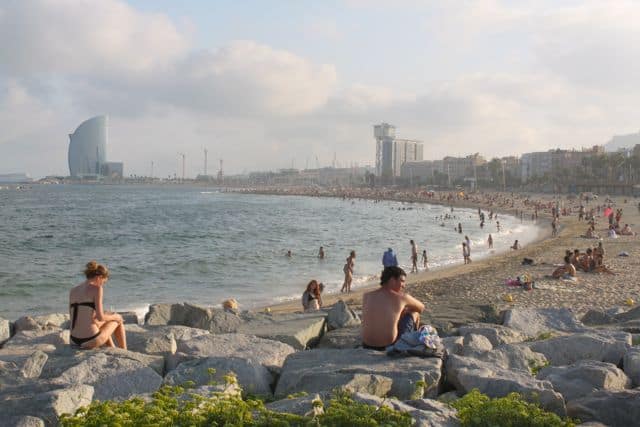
[552,255,577,279]
[361,266,425,350]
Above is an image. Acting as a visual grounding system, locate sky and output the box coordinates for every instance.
[1,0,640,178]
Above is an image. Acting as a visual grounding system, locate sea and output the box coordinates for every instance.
[0,185,541,320]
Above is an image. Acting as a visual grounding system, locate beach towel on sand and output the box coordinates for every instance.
[386,325,445,358]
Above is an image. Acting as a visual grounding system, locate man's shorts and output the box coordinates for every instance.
[397,312,417,337]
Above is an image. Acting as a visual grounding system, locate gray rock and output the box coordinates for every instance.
[623,346,640,387]
[529,331,631,366]
[144,303,244,334]
[266,394,324,416]
[1,383,94,425]
[461,333,492,356]
[351,392,460,427]
[126,324,177,356]
[567,389,640,426]
[441,336,464,356]
[164,356,274,397]
[326,300,360,330]
[12,317,40,332]
[316,326,361,349]
[581,309,616,326]
[118,311,139,325]
[173,333,295,372]
[275,348,443,400]
[614,306,640,323]
[445,354,565,415]
[236,312,326,350]
[473,343,548,373]
[458,323,527,346]
[1,317,11,343]
[52,351,163,401]
[502,308,586,338]
[342,374,393,396]
[537,360,631,402]
[5,416,45,427]
[14,313,70,332]
[20,350,48,379]
[144,303,173,325]
[3,329,69,349]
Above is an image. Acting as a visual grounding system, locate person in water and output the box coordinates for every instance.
[318,246,325,259]
[341,250,356,293]
[68,261,127,349]
[361,266,424,350]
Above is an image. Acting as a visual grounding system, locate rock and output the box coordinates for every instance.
[1,317,11,343]
[342,374,393,396]
[441,336,464,356]
[144,303,244,333]
[581,309,616,326]
[266,394,324,416]
[126,324,177,356]
[3,329,69,349]
[5,416,45,427]
[326,300,360,330]
[567,389,640,426]
[12,317,39,332]
[614,306,640,323]
[529,331,631,366]
[316,326,361,349]
[144,303,173,325]
[536,360,631,402]
[445,354,565,415]
[275,348,443,400]
[236,312,326,350]
[118,311,139,325]
[20,350,48,379]
[472,343,548,373]
[52,351,163,401]
[172,333,295,373]
[1,383,94,425]
[350,392,460,427]
[623,346,640,387]
[501,308,586,338]
[164,356,274,397]
[458,323,527,346]
[14,313,70,332]
[404,398,461,426]
[461,333,492,356]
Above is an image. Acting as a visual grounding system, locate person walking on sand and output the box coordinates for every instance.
[68,261,127,350]
[382,247,398,268]
[410,240,418,273]
[361,266,424,350]
[341,250,356,293]
[487,234,493,249]
[462,242,471,264]
[464,235,471,256]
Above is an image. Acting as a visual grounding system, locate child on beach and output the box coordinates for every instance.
[422,249,428,270]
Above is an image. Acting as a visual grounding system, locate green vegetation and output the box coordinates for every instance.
[525,331,555,342]
[528,359,550,376]
[451,389,577,427]
[632,336,640,346]
[59,379,412,427]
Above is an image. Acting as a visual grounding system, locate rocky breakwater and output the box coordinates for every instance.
[1,301,639,426]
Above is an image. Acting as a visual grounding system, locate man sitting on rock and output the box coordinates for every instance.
[361,266,425,351]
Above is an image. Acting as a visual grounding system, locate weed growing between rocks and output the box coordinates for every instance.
[451,389,577,427]
[59,379,412,426]
[528,359,550,375]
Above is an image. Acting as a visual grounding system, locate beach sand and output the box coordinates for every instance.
[264,192,640,327]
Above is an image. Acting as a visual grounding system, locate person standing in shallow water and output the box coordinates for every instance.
[410,240,418,273]
[487,234,493,249]
[341,250,356,293]
[318,246,325,259]
[68,261,127,349]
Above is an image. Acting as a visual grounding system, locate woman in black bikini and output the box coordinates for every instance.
[68,261,127,349]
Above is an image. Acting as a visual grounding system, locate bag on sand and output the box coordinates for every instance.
[386,325,445,358]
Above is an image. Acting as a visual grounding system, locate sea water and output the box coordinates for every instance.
[0,185,540,319]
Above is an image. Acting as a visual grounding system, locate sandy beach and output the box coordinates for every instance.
[262,190,640,326]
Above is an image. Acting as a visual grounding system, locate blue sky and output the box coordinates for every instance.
[1,0,639,177]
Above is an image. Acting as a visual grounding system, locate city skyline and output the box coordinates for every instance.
[1,1,640,178]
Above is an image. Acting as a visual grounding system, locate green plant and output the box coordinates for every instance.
[525,331,555,342]
[60,378,413,426]
[451,389,577,427]
[528,359,550,376]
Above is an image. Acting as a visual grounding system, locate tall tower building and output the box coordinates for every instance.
[68,116,108,178]
[374,123,396,177]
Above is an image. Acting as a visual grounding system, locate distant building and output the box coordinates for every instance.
[521,146,604,182]
[401,154,486,184]
[373,123,423,178]
[68,115,123,178]
[605,131,640,152]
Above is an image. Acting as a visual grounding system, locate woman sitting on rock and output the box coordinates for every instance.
[68,261,127,349]
[301,280,323,312]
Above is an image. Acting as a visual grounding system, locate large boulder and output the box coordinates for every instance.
[1,317,11,343]
[51,351,163,401]
[126,324,177,356]
[472,343,548,373]
[581,309,617,326]
[20,350,48,379]
[5,416,45,427]
[528,331,631,366]
[458,323,527,346]
[567,389,640,426]
[3,329,69,349]
[623,346,640,387]
[266,393,325,416]
[316,326,361,349]
[13,313,70,333]
[170,333,295,373]
[236,312,327,350]
[326,300,360,330]
[501,308,585,338]
[164,356,274,397]
[614,306,640,323]
[144,303,243,333]
[445,354,565,415]
[461,333,492,357]
[441,336,464,356]
[0,383,94,425]
[536,360,631,402]
[275,348,443,400]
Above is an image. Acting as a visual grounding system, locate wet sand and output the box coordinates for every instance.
[260,191,640,326]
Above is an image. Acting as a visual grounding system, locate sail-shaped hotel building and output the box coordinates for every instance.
[68,115,123,178]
